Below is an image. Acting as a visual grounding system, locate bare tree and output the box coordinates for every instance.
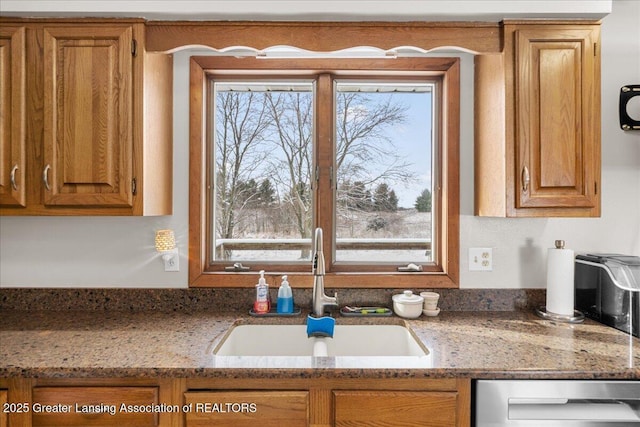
[335,92,415,188]
[264,92,314,245]
[214,92,270,254]
[213,87,415,257]
[334,92,415,236]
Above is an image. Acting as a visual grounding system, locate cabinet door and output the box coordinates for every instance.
[42,25,133,207]
[515,27,600,212]
[0,26,26,207]
[334,390,458,427]
[184,391,309,427]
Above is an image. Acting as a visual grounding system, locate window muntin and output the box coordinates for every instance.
[334,81,435,264]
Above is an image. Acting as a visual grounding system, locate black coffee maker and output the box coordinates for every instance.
[575,254,640,337]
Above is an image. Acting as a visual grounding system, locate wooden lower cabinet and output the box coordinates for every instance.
[184,391,309,427]
[0,377,470,427]
[184,378,470,427]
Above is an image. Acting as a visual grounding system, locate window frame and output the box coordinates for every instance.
[189,56,459,288]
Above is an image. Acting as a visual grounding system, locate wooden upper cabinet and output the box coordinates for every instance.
[0,25,26,207]
[0,20,173,216]
[475,22,601,217]
[515,26,600,214]
[43,25,134,208]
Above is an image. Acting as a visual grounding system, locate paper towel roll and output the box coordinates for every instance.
[546,240,575,316]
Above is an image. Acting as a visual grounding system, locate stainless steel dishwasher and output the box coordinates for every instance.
[475,380,640,426]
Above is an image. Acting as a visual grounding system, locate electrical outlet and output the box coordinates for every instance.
[161,248,180,272]
[469,248,492,271]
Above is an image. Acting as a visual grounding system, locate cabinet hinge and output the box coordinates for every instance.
[131,39,137,57]
[132,178,137,195]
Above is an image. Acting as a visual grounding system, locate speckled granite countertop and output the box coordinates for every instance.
[1,310,638,379]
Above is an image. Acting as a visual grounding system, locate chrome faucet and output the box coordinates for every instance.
[312,227,338,317]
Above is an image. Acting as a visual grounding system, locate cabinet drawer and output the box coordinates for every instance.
[184,391,308,427]
[334,390,458,427]
[32,387,158,426]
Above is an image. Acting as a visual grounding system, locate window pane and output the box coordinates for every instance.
[212,82,314,262]
[335,82,434,264]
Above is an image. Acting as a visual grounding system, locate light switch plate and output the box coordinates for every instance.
[469,248,492,271]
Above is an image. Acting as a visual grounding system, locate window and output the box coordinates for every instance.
[189,57,459,288]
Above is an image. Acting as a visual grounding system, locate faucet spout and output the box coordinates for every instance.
[313,227,325,276]
[312,227,337,317]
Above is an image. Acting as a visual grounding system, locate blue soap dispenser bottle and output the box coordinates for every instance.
[277,275,294,314]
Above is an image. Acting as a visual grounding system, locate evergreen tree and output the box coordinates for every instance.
[349,181,372,211]
[237,178,259,207]
[373,183,397,212]
[258,179,276,206]
[388,190,398,212]
[415,188,432,212]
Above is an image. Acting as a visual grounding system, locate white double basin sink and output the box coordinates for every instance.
[213,323,429,358]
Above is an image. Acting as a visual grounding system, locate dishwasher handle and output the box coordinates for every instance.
[509,398,640,422]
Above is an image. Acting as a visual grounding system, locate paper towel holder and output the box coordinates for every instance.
[535,239,585,323]
[619,84,640,130]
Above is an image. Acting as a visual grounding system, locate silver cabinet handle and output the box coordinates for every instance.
[521,166,530,192]
[10,164,18,191]
[43,164,51,191]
